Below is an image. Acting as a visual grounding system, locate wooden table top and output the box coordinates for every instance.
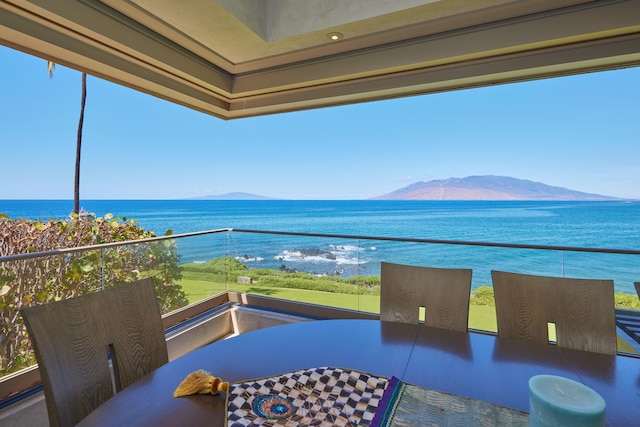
[77,319,640,427]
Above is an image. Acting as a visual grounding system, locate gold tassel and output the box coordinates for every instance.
[173,369,229,397]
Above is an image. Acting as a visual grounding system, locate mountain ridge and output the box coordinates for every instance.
[372,176,619,201]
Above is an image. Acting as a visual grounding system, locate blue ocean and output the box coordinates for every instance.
[2,200,639,293]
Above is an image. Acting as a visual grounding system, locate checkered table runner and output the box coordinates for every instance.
[226,366,389,427]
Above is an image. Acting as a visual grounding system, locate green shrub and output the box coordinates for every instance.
[0,214,186,375]
[181,256,248,274]
[180,259,382,295]
[615,292,640,310]
[470,286,495,306]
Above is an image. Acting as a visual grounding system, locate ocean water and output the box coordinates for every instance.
[1,200,639,293]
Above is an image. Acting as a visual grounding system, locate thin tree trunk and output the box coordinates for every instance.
[74,73,86,215]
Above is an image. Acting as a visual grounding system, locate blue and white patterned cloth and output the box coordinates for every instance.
[226,366,389,426]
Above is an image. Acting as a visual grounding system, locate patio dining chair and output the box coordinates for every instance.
[20,278,168,427]
[380,262,472,332]
[491,270,617,355]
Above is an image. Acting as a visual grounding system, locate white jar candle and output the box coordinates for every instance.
[529,375,605,427]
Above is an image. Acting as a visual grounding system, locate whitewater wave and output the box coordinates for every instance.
[329,244,360,252]
[235,255,264,263]
[274,246,367,265]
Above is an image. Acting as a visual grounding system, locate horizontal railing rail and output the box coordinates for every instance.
[3,228,639,265]
[230,229,640,255]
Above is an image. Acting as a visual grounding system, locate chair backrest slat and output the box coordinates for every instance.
[21,278,168,427]
[380,262,472,332]
[491,270,617,355]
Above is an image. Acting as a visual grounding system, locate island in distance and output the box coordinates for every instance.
[189,192,278,200]
[372,176,620,201]
[191,176,620,201]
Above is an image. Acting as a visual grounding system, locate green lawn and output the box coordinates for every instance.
[177,277,637,354]
[180,278,511,333]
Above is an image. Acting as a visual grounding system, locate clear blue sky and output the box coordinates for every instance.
[1,44,639,200]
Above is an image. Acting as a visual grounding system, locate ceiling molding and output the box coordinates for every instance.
[227,33,640,118]
[1,0,639,120]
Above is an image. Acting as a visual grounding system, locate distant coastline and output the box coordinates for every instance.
[188,176,623,201]
[187,192,279,201]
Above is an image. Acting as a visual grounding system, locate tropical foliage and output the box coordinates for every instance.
[0,214,186,374]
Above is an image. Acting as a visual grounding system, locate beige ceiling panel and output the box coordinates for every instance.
[231,1,640,95]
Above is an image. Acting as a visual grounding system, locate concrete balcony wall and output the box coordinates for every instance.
[231,305,313,336]
[166,308,234,361]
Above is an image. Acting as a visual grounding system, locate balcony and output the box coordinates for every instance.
[0,227,638,425]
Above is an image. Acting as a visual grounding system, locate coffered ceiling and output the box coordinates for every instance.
[1,0,639,119]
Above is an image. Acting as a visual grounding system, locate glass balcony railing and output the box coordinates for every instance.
[1,228,639,401]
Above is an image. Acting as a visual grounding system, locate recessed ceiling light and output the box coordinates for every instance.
[327,32,343,41]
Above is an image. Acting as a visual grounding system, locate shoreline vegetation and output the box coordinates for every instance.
[180,257,640,309]
[179,257,640,353]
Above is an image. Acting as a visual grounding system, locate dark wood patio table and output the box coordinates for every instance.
[76,319,640,426]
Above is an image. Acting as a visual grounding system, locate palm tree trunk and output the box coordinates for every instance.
[74,73,86,215]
